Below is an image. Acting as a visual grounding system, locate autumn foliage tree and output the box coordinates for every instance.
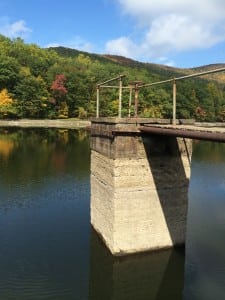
[50,74,68,118]
[0,88,17,118]
[0,35,225,120]
[0,88,13,105]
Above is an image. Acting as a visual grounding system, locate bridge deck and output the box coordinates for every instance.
[139,124,225,142]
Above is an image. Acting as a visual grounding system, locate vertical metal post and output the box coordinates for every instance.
[134,83,139,118]
[96,85,100,118]
[172,80,176,125]
[128,87,132,117]
[118,76,122,118]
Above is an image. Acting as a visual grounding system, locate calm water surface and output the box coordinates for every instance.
[184,141,225,300]
[0,128,224,300]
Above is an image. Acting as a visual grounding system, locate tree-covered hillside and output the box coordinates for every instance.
[0,34,225,121]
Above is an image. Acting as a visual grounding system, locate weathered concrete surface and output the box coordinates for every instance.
[90,118,192,255]
[0,119,90,129]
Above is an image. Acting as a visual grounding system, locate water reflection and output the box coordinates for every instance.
[0,129,225,299]
[0,128,91,299]
[0,128,89,173]
[0,128,90,210]
[184,141,225,300]
[0,138,15,157]
[89,229,185,300]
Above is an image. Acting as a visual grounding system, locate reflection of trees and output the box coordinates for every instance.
[0,128,90,185]
[0,130,20,158]
[0,138,14,157]
[193,141,225,163]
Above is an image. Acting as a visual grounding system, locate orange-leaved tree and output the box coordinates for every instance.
[50,74,68,118]
[0,89,17,118]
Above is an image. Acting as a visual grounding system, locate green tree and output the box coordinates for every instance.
[205,82,223,120]
[0,55,20,91]
[14,74,49,118]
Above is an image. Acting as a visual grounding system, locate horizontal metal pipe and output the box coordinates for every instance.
[140,67,225,88]
[139,126,225,143]
[140,78,174,88]
[97,74,126,87]
[175,66,225,81]
[99,85,131,89]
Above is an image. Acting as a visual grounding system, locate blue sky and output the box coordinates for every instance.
[0,0,225,68]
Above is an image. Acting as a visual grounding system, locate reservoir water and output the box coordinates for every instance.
[0,128,224,299]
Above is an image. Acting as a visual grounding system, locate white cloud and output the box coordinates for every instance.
[106,0,225,64]
[158,56,175,67]
[46,36,94,53]
[117,0,225,23]
[0,18,32,39]
[145,14,223,53]
[45,42,60,48]
[105,36,139,58]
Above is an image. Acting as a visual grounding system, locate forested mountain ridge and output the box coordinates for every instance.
[52,46,225,71]
[0,34,224,121]
[52,46,225,82]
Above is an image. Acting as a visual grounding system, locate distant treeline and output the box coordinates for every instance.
[0,34,225,121]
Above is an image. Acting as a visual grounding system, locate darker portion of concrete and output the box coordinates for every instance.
[91,119,141,159]
[90,118,166,159]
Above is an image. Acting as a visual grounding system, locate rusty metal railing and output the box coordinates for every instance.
[96,67,225,121]
[139,67,225,125]
[96,75,127,118]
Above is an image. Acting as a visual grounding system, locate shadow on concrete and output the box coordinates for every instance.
[88,229,185,300]
[142,134,191,245]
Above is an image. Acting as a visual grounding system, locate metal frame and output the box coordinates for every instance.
[96,67,225,121]
[96,75,126,118]
[140,67,225,125]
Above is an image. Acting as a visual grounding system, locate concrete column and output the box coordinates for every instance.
[90,118,192,255]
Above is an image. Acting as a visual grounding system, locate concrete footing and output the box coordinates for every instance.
[90,118,192,255]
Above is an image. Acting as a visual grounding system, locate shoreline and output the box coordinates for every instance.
[0,119,91,129]
[0,118,224,129]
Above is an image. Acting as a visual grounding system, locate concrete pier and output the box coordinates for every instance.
[90,118,192,255]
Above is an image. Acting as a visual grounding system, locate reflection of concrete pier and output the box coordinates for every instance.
[89,229,185,300]
[90,118,192,255]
